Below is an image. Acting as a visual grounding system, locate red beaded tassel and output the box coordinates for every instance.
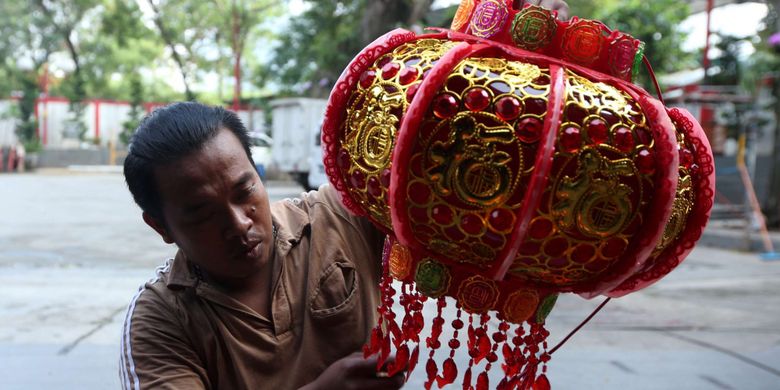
[424,297,447,389]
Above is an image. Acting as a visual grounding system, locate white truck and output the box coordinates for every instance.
[270,98,328,191]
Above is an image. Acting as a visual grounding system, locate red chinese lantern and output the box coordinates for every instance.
[321,1,715,388]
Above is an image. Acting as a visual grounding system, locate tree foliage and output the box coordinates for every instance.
[260,0,438,98]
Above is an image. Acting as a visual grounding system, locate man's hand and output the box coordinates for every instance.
[523,0,570,20]
[300,352,406,390]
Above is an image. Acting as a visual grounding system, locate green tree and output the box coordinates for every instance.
[120,74,145,146]
[261,0,437,97]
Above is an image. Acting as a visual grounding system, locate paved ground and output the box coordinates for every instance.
[1,170,779,389]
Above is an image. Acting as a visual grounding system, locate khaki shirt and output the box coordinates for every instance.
[120,186,385,389]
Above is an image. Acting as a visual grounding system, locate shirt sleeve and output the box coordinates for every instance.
[120,285,208,390]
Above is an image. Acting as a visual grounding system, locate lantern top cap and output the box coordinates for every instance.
[449,0,646,82]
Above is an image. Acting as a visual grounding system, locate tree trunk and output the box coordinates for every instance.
[146,0,195,101]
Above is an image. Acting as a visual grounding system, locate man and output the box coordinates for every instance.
[120,102,403,389]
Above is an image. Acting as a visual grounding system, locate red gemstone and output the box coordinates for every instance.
[548,256,568,269]
[410,206,428,222]
[571,243,595,264]
[636,148,655,174]
[431,205,454,225]
[560,126,581,152]
[600,110,618,125]
[461,213,484,235]
[601,237,627,258]
[495,96,522,121]
[614,126,635,152]
[381,62,401,79]
[543,237,568,258]
[409,182,432,205]
[367,176,382,197]
[635,126,652,146]
[483,231,505,247]
[380,168,391,187]
[406,83,420,102]
[566,104,588,124]
[425,358,438,380]
[586,118,609,144]
[533,374,551,390]
[525,98,547,115]
[516,117,543,143]
[528,218,553,240]
[465,88,491,111]
[350,170,366,189]
[679,147,694,168]
[433,93,460,119]
[477,372,490,390]
[388,344,409,376]
[437,358,458,387]
[399,67,419,85]
[447,76,469,94]
[477,334,491,362]
[359,70,376,89]
[337,149,351,169]
[489,208,514,232]
[445,225,467,241]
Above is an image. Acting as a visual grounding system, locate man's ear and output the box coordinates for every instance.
[143,212,175,244]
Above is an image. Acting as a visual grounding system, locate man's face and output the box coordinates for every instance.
[144,128,274,285]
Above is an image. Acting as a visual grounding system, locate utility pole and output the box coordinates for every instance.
[766,0,780,227]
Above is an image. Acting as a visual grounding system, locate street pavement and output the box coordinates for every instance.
[1,170,779,389]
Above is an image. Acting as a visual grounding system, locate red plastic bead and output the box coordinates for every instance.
[367,175,382,197]
[543,237,568,258]
[408,181,431,204]
[614,126,635,152]
[636,148,655,174]
[350,170,366,189]
[406,83,420,102]
[460,213,484,235]
[586,118,609,144]
[601,237,627,258]
[448,339,461,349]
[425,358,438,380]
[495,96,522,121]
[529,218,553,240]
[337,149,351,169]
[680,147,694,168]
[533,374,551,390]
[516,117,543,143]
[525,98,547,115]
[452,319,464,329]
[438,358,458,387]
[381,62,401,79]
[398,67,419,85]
[566,104,588,124]
[571,243,595,264]
[432,205,454,225]
[560,126,581,152]
[489,208,514,232]
[433,93,460,119]
[477,372,489,390]
[380,168,391,187]
[465,88,491,111]
[359,70,376,89]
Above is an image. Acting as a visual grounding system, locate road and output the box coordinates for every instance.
[1,170,779,389]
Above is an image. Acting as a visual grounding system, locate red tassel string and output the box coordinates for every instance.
[424,297,447,389]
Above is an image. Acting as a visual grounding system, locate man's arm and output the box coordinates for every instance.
[120,288,208,390]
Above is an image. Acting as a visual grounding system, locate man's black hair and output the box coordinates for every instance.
[124,101,254,221]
